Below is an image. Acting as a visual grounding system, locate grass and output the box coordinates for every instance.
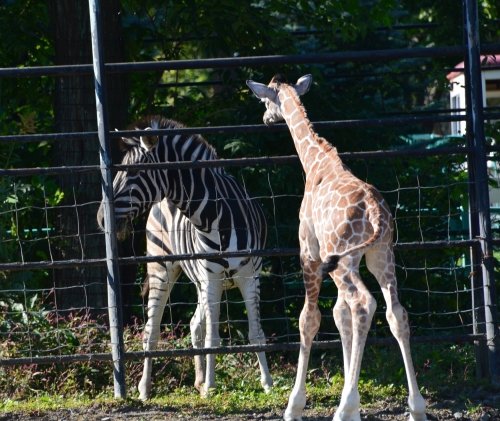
[1,340,496,418]
[0,303,497,418]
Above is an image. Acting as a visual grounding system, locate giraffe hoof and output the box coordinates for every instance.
[333,411,361,421]
[283,413,302,421]
[283,405,304,421]
[408,394,427,420]
[409,414,428,421]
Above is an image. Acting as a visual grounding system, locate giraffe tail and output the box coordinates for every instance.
[321,205,385,278]
[320,255,340,278]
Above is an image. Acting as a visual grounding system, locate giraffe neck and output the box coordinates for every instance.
[278,87,342,175]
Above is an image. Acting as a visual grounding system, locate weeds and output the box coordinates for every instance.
[0,297,494,416]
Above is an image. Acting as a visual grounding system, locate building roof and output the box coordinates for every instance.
[398,133,464,150]
[446,54,500,81]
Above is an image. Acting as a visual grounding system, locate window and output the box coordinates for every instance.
[451,95,462,135]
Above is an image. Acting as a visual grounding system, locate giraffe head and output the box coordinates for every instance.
[246,74,313,125]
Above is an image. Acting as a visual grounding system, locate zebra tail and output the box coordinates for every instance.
[141,275,150,298]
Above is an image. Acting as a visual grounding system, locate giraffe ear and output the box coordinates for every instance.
[294,74,313,96]
[246,80,277,102]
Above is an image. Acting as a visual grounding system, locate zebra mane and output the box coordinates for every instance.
[119,115,219,160]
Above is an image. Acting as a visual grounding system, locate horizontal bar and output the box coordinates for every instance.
[0,131,97,144]
[0,239,478,272]
[0,142,472,177]
[0,46,464,77]
[1,112,470,145]
[0,334,484,366]
[9,109,500,147]
[105,46,467,73]
[1,44,499,78]
[0,248,298,272]
[112,113,469,138]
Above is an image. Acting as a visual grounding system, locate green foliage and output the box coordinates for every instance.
[0,1,56,290]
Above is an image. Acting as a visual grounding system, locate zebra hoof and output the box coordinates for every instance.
[201,385,216,398]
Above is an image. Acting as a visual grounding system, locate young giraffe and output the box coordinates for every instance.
[247,74,427,421]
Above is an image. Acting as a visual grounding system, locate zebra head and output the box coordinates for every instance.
[97,124,162,241]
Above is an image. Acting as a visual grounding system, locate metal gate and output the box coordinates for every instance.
[0,0,498,398]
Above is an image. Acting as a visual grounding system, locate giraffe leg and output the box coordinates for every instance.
[333,256,376,421]
[333,290,353,377]
[190,291,206,392]
[200,278,224,397]
[138,261,180,400]
[365,245,427,421]
[284,259,323,421]
[235,274,273,393]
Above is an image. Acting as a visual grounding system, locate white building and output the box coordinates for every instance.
[447,55,500,212]
[447,54,500,136]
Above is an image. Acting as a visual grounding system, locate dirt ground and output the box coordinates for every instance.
[2,395,500,421]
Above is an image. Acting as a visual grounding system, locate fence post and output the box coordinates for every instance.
[88,0,127,398]
[463,0,499,384]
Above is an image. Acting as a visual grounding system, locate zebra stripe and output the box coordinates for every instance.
[96,115,272,399]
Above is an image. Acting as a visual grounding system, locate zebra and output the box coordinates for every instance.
[96,115,272,399]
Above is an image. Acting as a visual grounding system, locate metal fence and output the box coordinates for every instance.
[0,0,499,398]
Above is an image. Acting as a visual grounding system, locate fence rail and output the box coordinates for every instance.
[2,110,500,145]
[0,240,479,272]
[0,334,485,367]
[2,44,500,78]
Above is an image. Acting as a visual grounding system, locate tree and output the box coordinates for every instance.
[48,0,130,314]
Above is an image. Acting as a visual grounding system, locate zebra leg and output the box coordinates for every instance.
[236,275,273,393]
[190,287,206,392]
[138,261,181,400]
[200,278,224,397]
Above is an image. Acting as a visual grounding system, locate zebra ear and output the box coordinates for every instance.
[139,127,158,151]
[120,136,139,150]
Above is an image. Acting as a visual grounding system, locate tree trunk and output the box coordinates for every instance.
[49,0,131,317]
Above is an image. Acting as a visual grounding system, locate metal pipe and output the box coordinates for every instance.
[463,0,499,384]
[1,43,500,78]
[88,0,126,398]
[0,145,473,177]
[0,334,485,367]
[0,239,479,272]
[0,113,471,144]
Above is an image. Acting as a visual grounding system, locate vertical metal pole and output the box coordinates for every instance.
[463,0,499,384]
[88,0,127,398]
[462,3,488,380]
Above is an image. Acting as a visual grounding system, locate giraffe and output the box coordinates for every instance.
[246,74,427,421]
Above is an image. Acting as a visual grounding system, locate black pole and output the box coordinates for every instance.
[88,0,126,398]
[463,0,499,384]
